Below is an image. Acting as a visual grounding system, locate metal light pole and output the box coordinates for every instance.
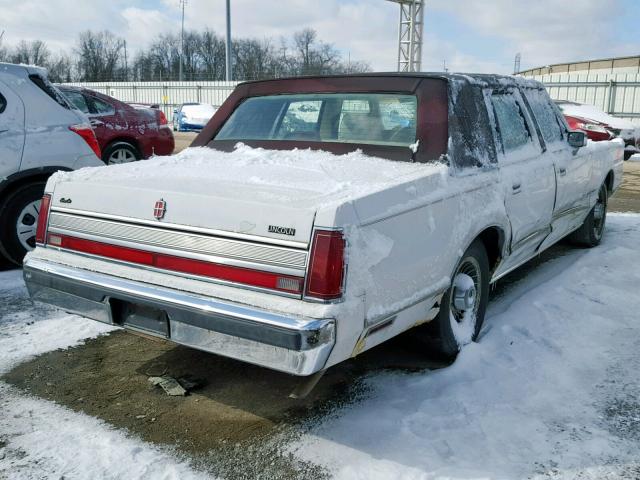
[179,0,186,81]
[225,0,232,81]
[387,0,424,72]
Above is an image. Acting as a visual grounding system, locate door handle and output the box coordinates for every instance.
[90,119,104,127]
[558,167,567,176]
[512,183,522,194]
[0,129,8,134]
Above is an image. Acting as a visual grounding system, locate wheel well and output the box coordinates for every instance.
[476,227,504,274]
[0,174,53,212]
[605,170,614,194]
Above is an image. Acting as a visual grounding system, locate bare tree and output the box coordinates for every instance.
[75,30,124,81]
[10,40,50,66]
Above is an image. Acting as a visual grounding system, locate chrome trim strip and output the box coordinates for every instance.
[46,246,304,300]
[50,207,309,249]
[49,211,308,271]
[48,227,306,277]
[510,226,551,253]
[552,205,587,222]
[23,257,335,375]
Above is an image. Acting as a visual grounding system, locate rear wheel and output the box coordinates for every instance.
[569,183,608,247]
[103,142,140,165]
[417,240,490,359]
[0,182,46,266]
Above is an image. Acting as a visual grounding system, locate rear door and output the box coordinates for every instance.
[490,89,555,275]
[0,81,25,176]
[85,93,118,148]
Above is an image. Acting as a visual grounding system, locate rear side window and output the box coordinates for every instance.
[523,89,564,144]
[29,74,70,109]
[63,90,90,114]
[0,92,6,114]
[491,93,532,152]
[90,96,115,115]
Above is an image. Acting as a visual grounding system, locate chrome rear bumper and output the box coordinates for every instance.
[23,257,335,376]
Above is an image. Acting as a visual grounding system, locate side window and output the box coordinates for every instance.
[523,89,564,144]
[64,91,90,114]
[491,93,532,152]
[277,100,322,139]
[90,96,115,115]
[0,92,6,114]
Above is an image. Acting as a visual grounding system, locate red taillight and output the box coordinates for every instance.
[35,194,51,245]
[305,230,346,301]
[69,124,101,159]
[158,111,168,125]
[47,233,304,295]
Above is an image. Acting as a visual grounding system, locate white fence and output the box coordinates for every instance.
[524,72,640,124]
[65,81,240,120]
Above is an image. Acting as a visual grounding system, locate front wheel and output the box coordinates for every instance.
[417,240,490,359]
[569,183,608,247]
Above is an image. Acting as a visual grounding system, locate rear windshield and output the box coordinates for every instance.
[29,75,71,110]
[215,93,417,147]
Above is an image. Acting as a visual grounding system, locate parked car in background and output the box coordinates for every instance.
[173,103,217,132]
[24,74,623,379]
[556,100,639,158]
[563,114,613,142]
[58,86,174,164]
[0,63,103,266]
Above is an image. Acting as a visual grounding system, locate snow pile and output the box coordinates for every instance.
[0,270,208,480]
[48,144,444,206]
[292,214,640,479]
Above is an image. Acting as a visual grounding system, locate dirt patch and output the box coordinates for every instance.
[2,328,445,479]
[609,161,640,213]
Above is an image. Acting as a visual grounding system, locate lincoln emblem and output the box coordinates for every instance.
[153,199,166,220]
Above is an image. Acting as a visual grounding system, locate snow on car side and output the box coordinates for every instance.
[22,74,623,379]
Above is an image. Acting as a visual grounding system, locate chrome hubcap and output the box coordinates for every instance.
[16,199,41,251]
[108,148,136,165]
[593,186,607,239]
[449,256,482,347]
[453,273,476,311]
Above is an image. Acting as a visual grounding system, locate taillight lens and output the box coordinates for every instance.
[305,230,346,301]
[158,111,168,125]
[69,124,101,159]
[35,194,51,245]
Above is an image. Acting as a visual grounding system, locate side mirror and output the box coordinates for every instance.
[568,131,587,148]
[173,108,178,114]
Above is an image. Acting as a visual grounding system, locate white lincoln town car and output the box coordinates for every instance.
[23,74,623,379]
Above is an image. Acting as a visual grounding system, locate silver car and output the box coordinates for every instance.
[0,63,103,265]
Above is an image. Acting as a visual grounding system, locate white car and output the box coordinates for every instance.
[172,103,217,132]
[24,74,623,381]
[0,62,103,265]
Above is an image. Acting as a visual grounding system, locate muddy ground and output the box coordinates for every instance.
[1,161,639,478]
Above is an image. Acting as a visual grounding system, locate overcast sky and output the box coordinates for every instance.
[1,0,638,74]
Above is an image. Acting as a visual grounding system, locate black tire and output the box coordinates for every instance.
[416,240,490,359]
[0,182,46,266]
[102,141,140,165]
[569,183,608,247]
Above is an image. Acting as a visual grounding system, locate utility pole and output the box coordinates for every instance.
[513,53,521,74]
[225,0,232,81]
[179,0,186,81]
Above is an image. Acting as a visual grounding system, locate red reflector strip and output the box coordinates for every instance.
[49,234,303,294]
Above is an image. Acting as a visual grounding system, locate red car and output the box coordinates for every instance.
[563,114,613,142]
[59,86,174,164]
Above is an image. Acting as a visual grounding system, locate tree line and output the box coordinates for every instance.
[0,28,369,83]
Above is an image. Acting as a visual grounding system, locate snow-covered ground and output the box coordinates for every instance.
[1,214,640,479]
[0,274,208,479]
